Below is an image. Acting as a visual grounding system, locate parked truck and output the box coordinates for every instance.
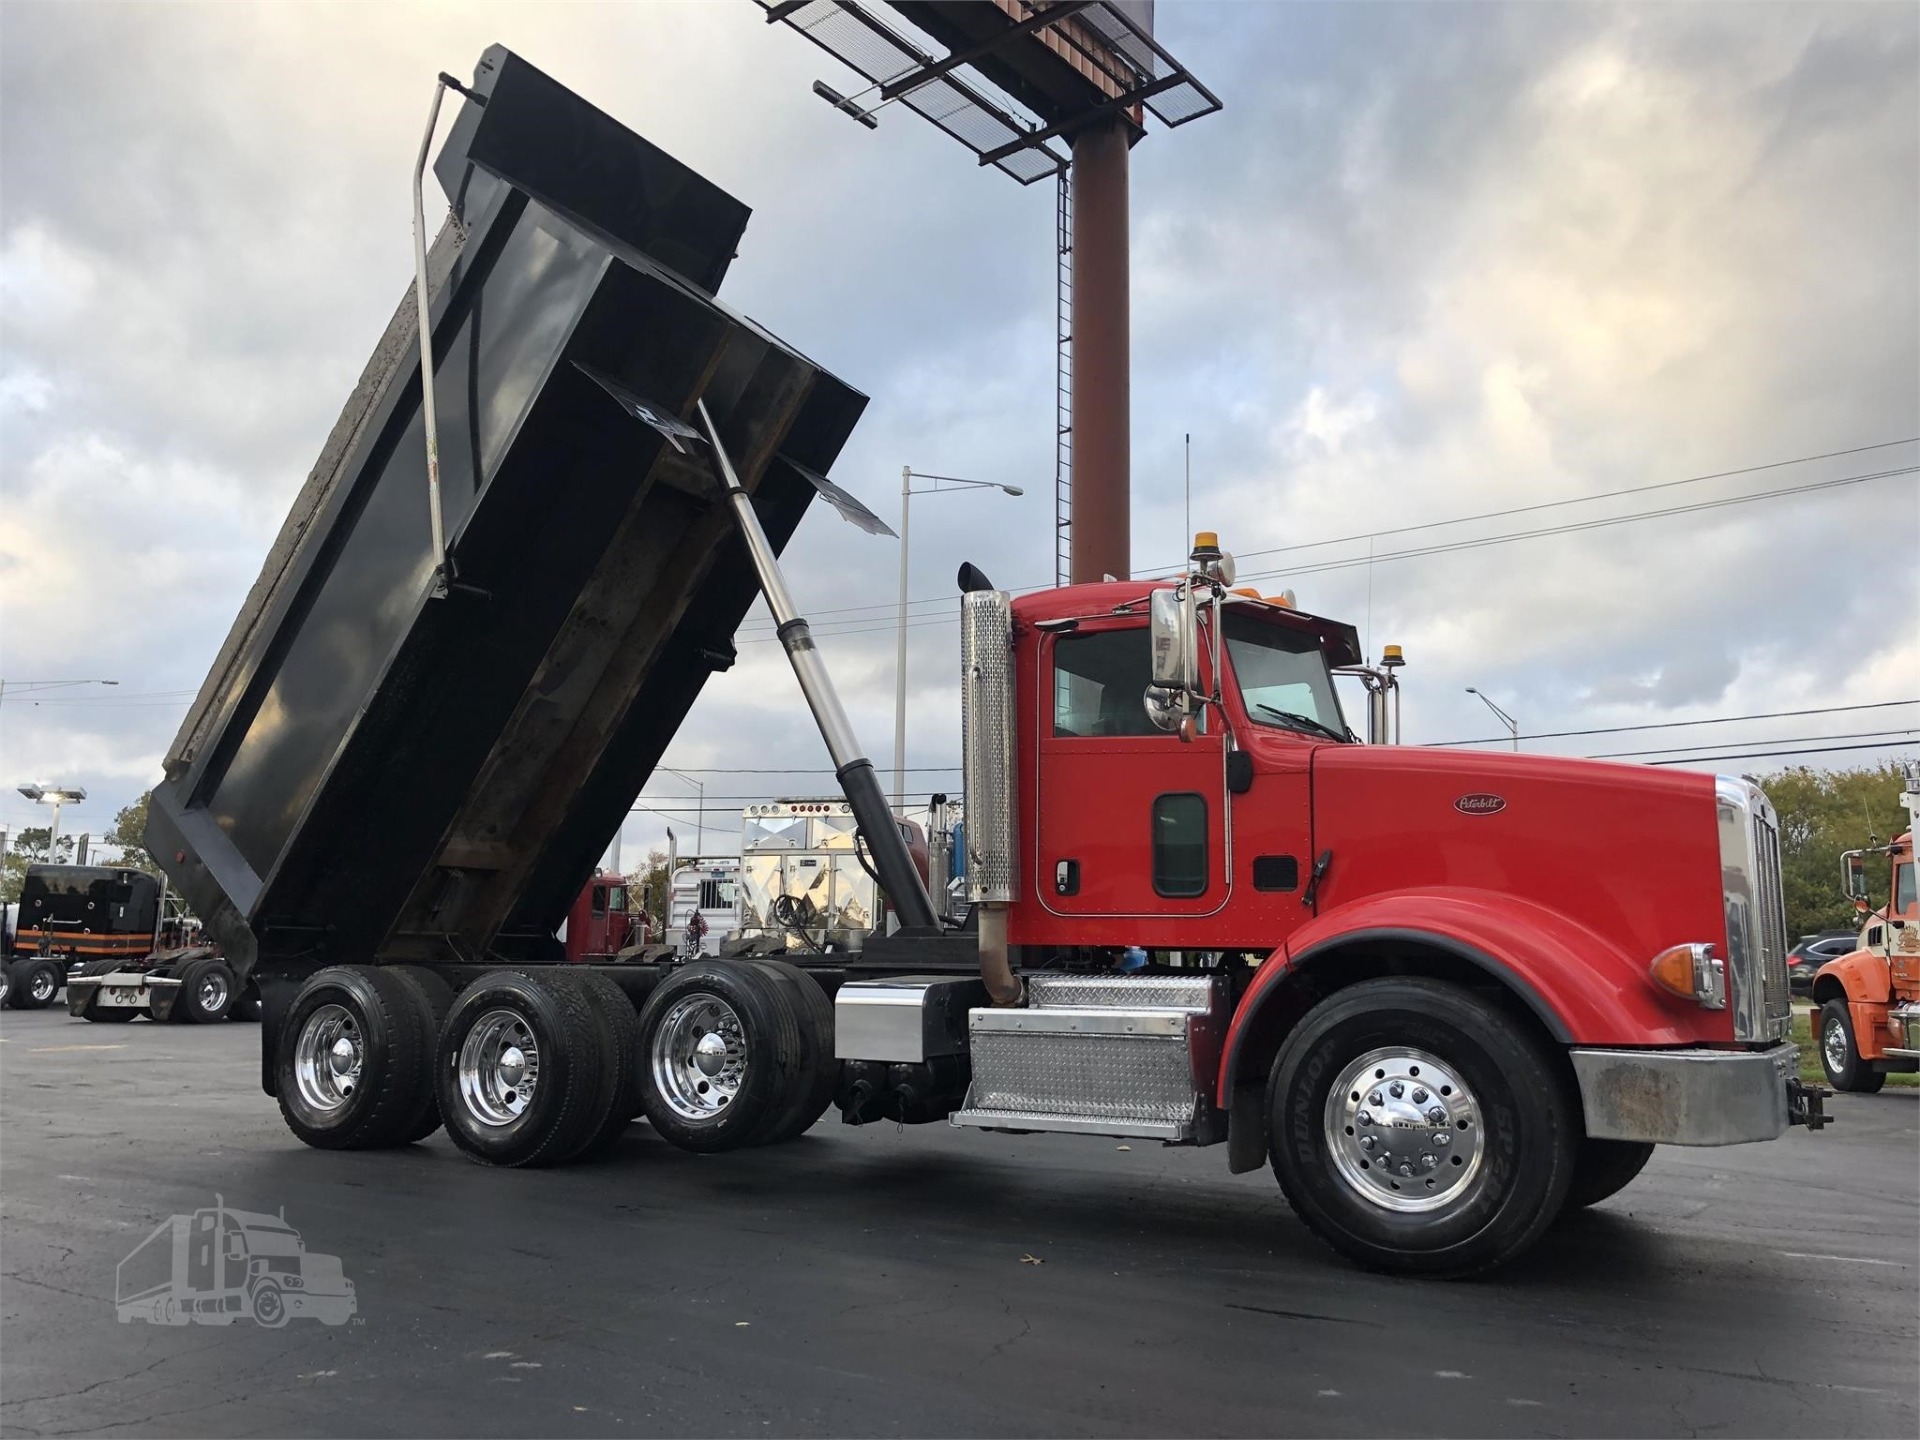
[146,47,1823,1277]
[1810,762,1920,1091]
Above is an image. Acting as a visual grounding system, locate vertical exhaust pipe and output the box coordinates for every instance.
[960,586,1022,1006]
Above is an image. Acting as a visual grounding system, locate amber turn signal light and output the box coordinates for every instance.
[1648,943,1726,1010]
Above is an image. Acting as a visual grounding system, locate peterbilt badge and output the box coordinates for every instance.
[1454,793,1507,815]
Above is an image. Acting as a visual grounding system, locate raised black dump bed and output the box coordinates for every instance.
[149,46,866,990]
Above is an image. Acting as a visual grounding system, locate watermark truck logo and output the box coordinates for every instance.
[116,1195,356,1328]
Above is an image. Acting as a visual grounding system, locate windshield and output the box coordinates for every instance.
[1224,610,1349,740]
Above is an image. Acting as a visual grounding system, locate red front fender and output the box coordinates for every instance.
[1216,888,1722,1103]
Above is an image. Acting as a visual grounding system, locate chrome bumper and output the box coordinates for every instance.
[1570,1042,1816,1146]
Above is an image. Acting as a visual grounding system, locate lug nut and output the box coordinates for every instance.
[1426,1106,1447,1125]
[1389,1082,1405,1099]
[1398,1161,1415,1177]
[1357,1110,1373,1126]
[1421,1153,1440,1170]
[1360,1135,1377,1152]
[1433,1131,1452,1147]
[1368,1090,1383,1107]
[1412,1088,1429,1103]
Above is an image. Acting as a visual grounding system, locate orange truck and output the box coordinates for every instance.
[1812,762,1920,1091]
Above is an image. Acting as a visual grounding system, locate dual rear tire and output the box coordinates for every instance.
[275,960,835,1164]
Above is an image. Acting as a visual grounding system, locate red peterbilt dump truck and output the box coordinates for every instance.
[145,47,1823,1277]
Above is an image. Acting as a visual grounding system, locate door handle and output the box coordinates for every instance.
[1054,859,1080,896]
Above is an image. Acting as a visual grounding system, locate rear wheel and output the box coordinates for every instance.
[178,959,236,1024]
[1819,1000,1886,1094]
[745,960,838,1146]
[560,970,645,1161]
[1266,977,1578,1277]
[388,967,455,1143]
[84,1000,141,1023]
[636,961,806,1153]
[12,959,61,1010]
[436,970,609,1168]
[1564,1138,1655,1209]
[276,966,435,1149]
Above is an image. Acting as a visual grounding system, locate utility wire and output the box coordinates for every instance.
[1588,728,1917,759]
[1432,699,1919,748]
[1647,740,1917,766]
[731,439,1920,634]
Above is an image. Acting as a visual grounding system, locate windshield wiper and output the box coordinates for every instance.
[1254,704,1349,742]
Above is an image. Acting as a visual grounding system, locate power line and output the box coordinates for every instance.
[1589,727,1917,760]
[1647,740,1918,767]
[1432,699,1920,748]
[731,438,1920,634]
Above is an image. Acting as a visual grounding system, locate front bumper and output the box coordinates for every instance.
[1570,1042,1826,1146]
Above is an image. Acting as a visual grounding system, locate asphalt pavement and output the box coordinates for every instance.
[2,1004,1915,1439]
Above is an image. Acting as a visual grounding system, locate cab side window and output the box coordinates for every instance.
[1052,628,1159,738]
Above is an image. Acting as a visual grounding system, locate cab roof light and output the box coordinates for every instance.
[1648,942,1726,1009]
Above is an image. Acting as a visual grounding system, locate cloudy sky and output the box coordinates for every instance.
[2,0,1916,866]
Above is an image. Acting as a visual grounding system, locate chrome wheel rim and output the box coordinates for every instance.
[31,969,56,1001]
[1325,1046,1485,1214]
[198,971,228,1011]
[457,1008,540,1127]
[293,1003,363,1113]
[1823,1014,1849,1073]
[651,994,746,1122]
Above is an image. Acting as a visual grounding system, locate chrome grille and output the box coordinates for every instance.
[1752,804,1791,1031]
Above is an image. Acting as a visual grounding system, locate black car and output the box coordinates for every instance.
[1786,931,1859,994]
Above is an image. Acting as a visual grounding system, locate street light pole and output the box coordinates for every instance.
[659,767,706,854]
[1465,687,1520,751]
[18,783,87,865]
[892,469,1024,816]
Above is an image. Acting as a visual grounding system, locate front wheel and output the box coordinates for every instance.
[1267,977,1578,1277]
[1819,1000,1885,1094]
[1564,1137,1654,1209]
[11,960,61,1010]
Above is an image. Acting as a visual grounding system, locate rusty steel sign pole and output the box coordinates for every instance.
[1068,113,1130,583]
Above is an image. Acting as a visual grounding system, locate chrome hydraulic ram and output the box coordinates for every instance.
[694,400,940,932]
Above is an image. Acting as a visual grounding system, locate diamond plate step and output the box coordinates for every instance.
[1024,973,1218,1013]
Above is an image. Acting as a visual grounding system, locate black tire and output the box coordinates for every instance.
[435,969,609,1168]
[388,967,455,1143]
[635,961,806,1154]
[13,959,61,1010]
[251,1280,288,1328]
[0,964,10,1007]
[177,958,237,1024]
[1818,999,1886,1094]
[1266,977,1579,1278]
[84,1001,141,1023]
[745,959,838,1146]
[1564,1138,1655,1209]
[276,965,436,1150]
[230,984,263,1023]
[557,970,645,1161]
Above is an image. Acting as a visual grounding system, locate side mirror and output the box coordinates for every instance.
[1149,588,1197,692]
[1142,684,1183,733]
[1842,851,1872,903]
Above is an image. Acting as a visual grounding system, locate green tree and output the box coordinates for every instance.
[107,791,161,877]
[628,848,671,932]
[1,828,77,904]
[1760,763,1910,941]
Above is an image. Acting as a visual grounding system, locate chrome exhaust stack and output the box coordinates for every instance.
[960,582,1022,1006]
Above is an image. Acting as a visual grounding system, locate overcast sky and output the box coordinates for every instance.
[2,0,1916,866]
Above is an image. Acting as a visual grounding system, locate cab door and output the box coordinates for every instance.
[1035,621,1228,920]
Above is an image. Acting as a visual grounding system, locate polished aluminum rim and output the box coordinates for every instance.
[1823,1012,1849,1073]
[651,994,746,1122]
[1325,1046,1484,1214]
[30,968,56,1001]
[198,970,228,1011]
[293,1003,362,1114]
[457,1008,540,1127]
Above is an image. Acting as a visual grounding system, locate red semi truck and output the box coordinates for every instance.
[146,48,1823,1279]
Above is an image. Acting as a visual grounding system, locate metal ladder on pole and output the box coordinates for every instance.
[1053,167,1074,588]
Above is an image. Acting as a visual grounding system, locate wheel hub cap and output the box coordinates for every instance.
[652,994,747,1121]
[1325,1046,1484,1213]
[293,1004,363,1114]
[1823,1015,1848,1072]
[458,1009,541,1127]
